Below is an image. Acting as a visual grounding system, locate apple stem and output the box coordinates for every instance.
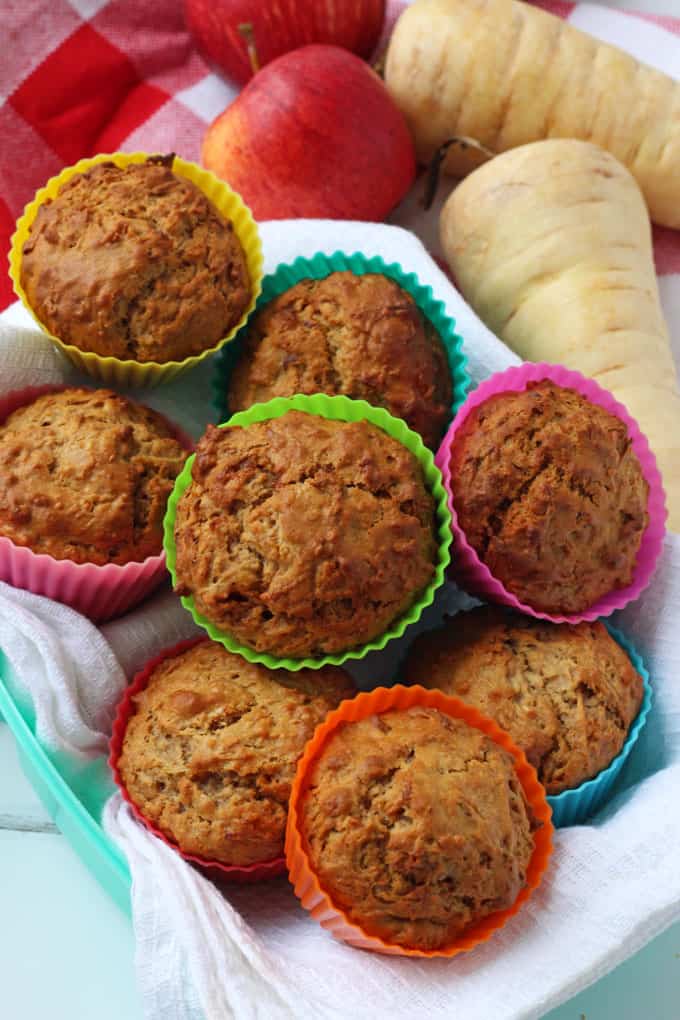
[372,52,386,79]
[422,137,496,210]
[238,22,260,75]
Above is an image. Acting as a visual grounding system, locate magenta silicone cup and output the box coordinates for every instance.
[434,363,667,623]
[0,384,194,622]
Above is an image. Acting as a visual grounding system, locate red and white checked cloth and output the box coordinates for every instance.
[1,0,679,313]
[1,7,680,1018]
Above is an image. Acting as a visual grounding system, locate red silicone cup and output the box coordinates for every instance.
[109,636,287,882]
[0,384,194,622]
[434,363,667,623]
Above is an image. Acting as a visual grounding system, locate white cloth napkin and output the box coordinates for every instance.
[1,221,679,1020]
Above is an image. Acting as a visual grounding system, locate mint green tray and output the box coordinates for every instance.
[0,649,131,916]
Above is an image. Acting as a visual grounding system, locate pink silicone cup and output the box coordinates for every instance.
[434,363,667,623]
[109,635,287,883]
[0,384,194,623]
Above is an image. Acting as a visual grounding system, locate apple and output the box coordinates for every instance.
[184,0,385,85]
[201,45,417,221]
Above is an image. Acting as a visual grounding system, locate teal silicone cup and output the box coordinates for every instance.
[211,250,470,433]
[548,623,652,827]
[163,393,452,671]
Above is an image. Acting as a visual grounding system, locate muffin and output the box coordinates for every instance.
[226,272,452,448]
[403,607,644,795]
[116,640,354,867]
[20,155,251,363]
[299,704,536,950]
[0,387,188,565]
[447,380,649,614]
[173,409,438,658]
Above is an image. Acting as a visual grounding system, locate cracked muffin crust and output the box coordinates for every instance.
[20,157,251,363]
[117,640,354,866]
[173,410,438,658]
[226,272,452,448]
[448,381,649,613]
[0,387,188,565]
[300,705,536,950]
[403,607,644,795]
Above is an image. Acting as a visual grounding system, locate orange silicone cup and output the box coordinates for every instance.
[286,684,554,957]
[109,636,286,882]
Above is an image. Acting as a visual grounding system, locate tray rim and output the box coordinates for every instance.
[0,649,131,916]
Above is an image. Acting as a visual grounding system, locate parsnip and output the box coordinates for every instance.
[385,0,680,228]
[440,139,680,529]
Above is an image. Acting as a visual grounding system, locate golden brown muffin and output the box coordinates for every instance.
[448,381,648,613]
[0,388,188,565]
[117,640,354,866]
[226,272,452,448]
[301,705,536,950]
[403,607,644,794]
[174,411,437,658]
[20,156,251,363]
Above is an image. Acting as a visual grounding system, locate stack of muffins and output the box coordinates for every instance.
[2,152,262,617]
[4,152,664,959]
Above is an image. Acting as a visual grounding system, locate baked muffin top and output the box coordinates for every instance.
[173,411,437,658]
[117,640,354,867]
[20,157,251,363]
[448,381,648,613]
[0,388,187,565]
[403,607,644,794]
[226,272,452,448]
[301,705,536,950]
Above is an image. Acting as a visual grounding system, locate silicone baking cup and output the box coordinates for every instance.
[163,393,453,670]
[211,250,470,427]
[548,623,652,828]
[285,683,554,957]
[0,384,193,622]
[435,363,667,623]
[8,152,263,388]
[109,636,286,882]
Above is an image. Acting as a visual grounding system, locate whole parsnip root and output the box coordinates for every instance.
[385,0,680,228]
[440,140,680,530]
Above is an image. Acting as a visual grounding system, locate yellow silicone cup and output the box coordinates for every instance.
[8,152,263,388]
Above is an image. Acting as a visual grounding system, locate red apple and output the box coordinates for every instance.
[184,0,385,85]
[201,45,417,221]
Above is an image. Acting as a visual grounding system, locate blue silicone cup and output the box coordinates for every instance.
[211,250,470,436]
[548,623,652,827]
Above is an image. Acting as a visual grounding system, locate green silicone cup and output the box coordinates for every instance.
[163,394,453,670]
[211,251,470,430]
